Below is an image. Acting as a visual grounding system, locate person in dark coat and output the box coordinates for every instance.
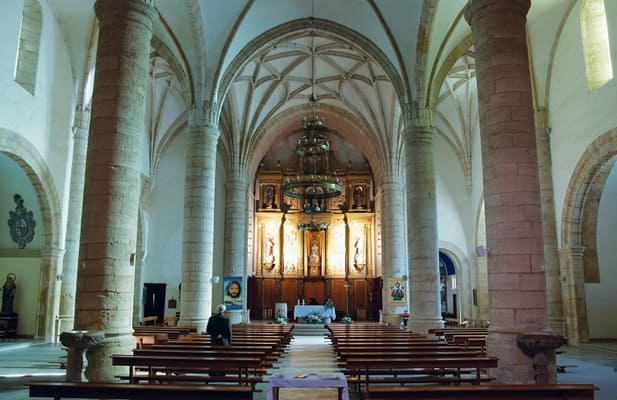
[206,304,232,346]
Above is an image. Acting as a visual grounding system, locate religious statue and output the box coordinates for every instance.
[263,185,276,209]
[309,241,320,265]
[263,236,276,271]
[352,185,365,209]
[1,273,16,314]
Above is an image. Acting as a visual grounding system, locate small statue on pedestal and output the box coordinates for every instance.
[1,273,16,314]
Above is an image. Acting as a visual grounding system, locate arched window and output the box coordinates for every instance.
[14,0,42,95]
[580,0,613,92]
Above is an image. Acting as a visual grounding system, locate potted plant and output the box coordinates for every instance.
[341,313,353,324]
[274,309,288,324]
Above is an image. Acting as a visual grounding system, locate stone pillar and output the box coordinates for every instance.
[558,246,589,345]
[405,124,443,334]
[465,0,551,383]
[535,108,565,336]
[179,109,219,332]
[59,105,91,337]
[223,174,249,315]
[38,246,65,340]
[74,0,156,382]
[475,253,490,324]
[377,178,408,326]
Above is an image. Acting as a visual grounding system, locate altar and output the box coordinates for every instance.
[267,372,349,400]
[293,305,336,321]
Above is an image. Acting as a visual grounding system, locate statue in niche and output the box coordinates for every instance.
[309,241,320,265]
[353,236,365,271]
[284,228,297,273]
[263,185,276,209]
[352,185,365,209]
[263,235,276,271]
[308,238,321,276]
[1,273,16,314]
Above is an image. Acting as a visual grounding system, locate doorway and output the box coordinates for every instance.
[143,283,166,324]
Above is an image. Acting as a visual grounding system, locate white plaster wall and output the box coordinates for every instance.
[143,133,187,285]
[0,2,75,245]
[586,162,617,339]
[435,135,471,253]
[142,131,228,316]
[542,0,617,245]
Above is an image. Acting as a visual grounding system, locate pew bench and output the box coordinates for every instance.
[140,316,158,326]
[29,381,254,400]
[344,356,499,392]
[112,354,265,385]
[365,383,597,399]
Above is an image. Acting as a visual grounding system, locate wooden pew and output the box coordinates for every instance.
[140,316,158,326]
[29,381,253,400]
[112,354,264,385]
[365,384,598,399]
[344,356,499,390]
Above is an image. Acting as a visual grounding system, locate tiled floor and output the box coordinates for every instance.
[0,336,616,400]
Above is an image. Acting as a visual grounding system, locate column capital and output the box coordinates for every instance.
[558,245,586,258]
[41,246,66,259]
[403,101,433,128]
[464,0,530,26]
[535,107,550,130]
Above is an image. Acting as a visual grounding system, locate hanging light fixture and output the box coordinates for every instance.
[282,31,342,220]
[297,213,329,232]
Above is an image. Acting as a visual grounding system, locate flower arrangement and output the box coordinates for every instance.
[340,313,353,324]
[305,312,324,324]
[274,310,288,324]
[324,298,335,309]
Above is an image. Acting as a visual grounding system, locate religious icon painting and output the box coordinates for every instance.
[388,278,406,304]
[223,276,243,310]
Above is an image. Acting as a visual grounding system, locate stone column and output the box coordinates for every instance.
[74,0,156,382]
[223,174,249,317]
[38,246,65,340]
[475,254,490,323]
[59,105,91,337]
[465,0,551,383]
[558,246,589,345]
[377,178,407,326]
[405,124,443,334]
[179,109,219,332]
[535,108,565,336]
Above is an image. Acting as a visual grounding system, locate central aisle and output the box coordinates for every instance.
[254,332,359,400]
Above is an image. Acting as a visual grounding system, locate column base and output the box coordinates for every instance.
[59,330,105,382]
[408,317,444,336]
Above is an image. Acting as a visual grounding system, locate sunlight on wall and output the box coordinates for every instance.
[14,0,42,95]
[580,0,613,92]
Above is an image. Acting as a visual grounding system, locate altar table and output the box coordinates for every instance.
[293,305,336,320]
[266,372,349,400]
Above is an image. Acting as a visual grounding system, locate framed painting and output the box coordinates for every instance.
[388,278,406,304]
[223,276,243,310]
